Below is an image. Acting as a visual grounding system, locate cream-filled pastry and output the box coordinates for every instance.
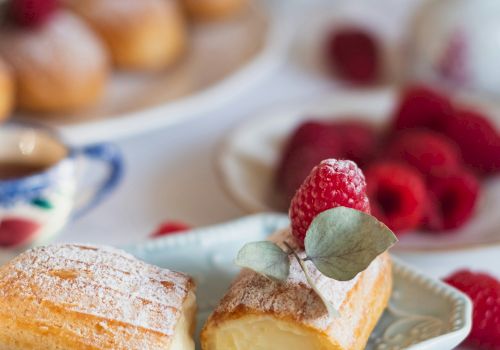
[65,0,187,71]
[201,229,392,350]
[0,10,109,114]
[0,244,196,350]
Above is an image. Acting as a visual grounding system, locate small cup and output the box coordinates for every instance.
[0,126,123,251]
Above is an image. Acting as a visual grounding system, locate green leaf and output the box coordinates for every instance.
[286,244,340,318]
[235,241,290,281]
[305,207,397,281]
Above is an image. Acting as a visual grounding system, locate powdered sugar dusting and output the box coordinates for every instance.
[0,244,193,337]
[0,11,108,77]
[209,229,388,347]
[321,159,367,196]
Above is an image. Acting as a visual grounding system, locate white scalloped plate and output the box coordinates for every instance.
[14,0,290,145]
[126,214,472,350]
[216,88,500,252]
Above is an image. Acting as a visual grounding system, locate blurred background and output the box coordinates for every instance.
[0,0,499,268]
[0,0,500,347]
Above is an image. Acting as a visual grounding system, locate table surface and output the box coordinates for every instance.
[55,0,500,281]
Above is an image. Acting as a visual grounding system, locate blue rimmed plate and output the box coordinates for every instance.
[125,213,472,350]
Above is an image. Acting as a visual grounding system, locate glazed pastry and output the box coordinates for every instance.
[65,0,187,71]
[182,0,248,21]
[201,229,392,350]
[0,57,14,122]
[0,244,196,350]
[0,11,109,114]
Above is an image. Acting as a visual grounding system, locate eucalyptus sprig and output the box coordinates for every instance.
[235,207,398,318]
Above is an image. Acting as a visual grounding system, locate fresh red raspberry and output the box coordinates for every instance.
[289,159,370,247]
[0,217,40,248]
[444,270,500,349]
[385,130,461,177]
[425,170,480,231]
[275,121,342,204]
[391,85,454,133]
[151,221,191,238]
[365,161,426,234]
[333,120,378,167]
[421,190,444,231]
[281,121,337,151]
[445,108,500,175]
[9,0,58,28]
[324,27,380,84]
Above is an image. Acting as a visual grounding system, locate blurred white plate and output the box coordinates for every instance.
[126,214,472,350]
[16,0,289,145]
[217,88,500,251]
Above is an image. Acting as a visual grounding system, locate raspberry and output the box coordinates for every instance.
[275,121,342,204]
[422,191,444,231]
[444,270,500,349]
[151,221,191,238]
[385,130,461,176]
[324,27,380,84]
[0,217,40,248]
[9,0,58,28]
[333,120,378,166]
[391,85,454,132]
[289,159,370,247]
[281,121,337,151]
[445,108,500,175]
[425,170,480,231]
[365,161,426,233]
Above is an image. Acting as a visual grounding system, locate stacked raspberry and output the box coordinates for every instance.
[276,85,500,235]
[289,159,370,246]
[275,120,377,207]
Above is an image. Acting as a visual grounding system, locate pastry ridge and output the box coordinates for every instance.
[0,244,196,350]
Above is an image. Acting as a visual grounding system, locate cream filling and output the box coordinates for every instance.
[170,291,196,350]
[204,315,334,350]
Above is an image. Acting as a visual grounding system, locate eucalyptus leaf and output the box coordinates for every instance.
[288,249,340,318]
[305,207,397,281]
[235,241,290,281]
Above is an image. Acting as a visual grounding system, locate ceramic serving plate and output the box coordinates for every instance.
[217,88,500,252]
[126,214,472,350]
[15,0,290,145]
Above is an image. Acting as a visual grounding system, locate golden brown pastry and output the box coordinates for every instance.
[65,0,187,71]
[0,57,14,122]
[0,244,196,350]
[182,0,248,21]
[201,229,392,350]
[0,10,109,114]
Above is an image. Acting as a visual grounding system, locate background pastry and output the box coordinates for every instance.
[201,229,392,350]
[182,0,248,21]
[0,57,14,122]
[0,244,196,350]
[0,10,109,114]
[66,0,187,71]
